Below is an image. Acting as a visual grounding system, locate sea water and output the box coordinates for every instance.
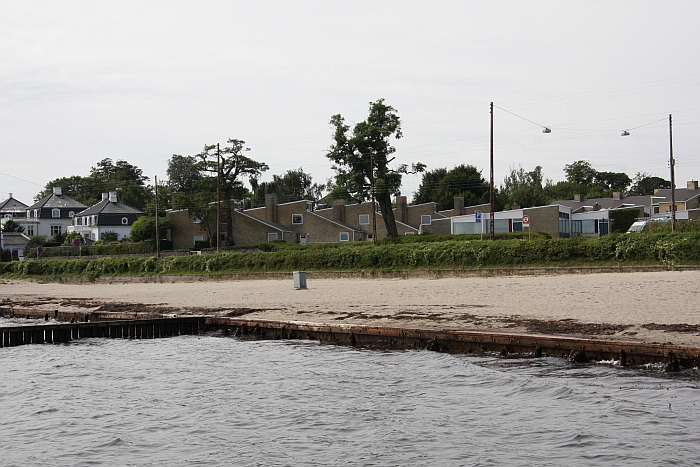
[1,325,699,466]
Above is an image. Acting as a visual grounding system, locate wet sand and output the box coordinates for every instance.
[2,270,700,346]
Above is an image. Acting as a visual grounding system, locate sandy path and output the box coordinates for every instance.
[2,270,700,346]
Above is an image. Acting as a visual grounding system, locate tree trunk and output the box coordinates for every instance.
[377,191,399,237]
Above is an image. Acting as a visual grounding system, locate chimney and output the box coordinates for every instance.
[8,193,12,199]
[574,194,584,202]
[332,199,346,223]
[265,193,278,223]
[612,192,622,200]
[102,193,109,201]
[511,204,520,210]
[395,196,407,223]
[454,197,465,216]
[53,187,62,196]
[109,192,118,203]
[688,181,699,190]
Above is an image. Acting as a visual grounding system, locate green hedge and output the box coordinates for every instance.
[3,232,700,280]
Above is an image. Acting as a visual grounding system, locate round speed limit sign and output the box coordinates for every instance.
[522,215,530,226]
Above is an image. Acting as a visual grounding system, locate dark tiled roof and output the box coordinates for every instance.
[27,193,87,210]
[76,198,143,216]
[654,188,700,202]
[0,197,28,212]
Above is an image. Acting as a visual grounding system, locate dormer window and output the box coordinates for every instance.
[52,209,61,218]
[121,217,129,225]
[4,214,12,219]
[26,210,30,218]
[34,210,38,218]
[69,211,75,218]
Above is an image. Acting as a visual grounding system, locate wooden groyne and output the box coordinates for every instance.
[0,317,205,348]
[2,306,698,368]
[211,317,700,369]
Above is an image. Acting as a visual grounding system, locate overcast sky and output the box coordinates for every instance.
[2,1,699,205]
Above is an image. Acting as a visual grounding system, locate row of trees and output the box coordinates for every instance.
[33,99,672,240]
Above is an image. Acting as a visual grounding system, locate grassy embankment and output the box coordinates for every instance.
[2,231,700,281]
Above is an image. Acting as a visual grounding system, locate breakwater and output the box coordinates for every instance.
[2,306,698,368]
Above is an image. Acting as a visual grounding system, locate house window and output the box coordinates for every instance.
[359,214,370,225]
[268,233,278,242]
[366,233,374,241]
[50,225,62,236]
[421,215,432,225]
[3,214,11,219]
[339,232,350,242]
[292,214,303,224]
[194,235,204,242]
[68,211,75,218]
[26,226,34,236]
[52,209,60,218]
[405,232,415,235]
[26,210,30,218]
[193,217,202,224]
[34,210,38,218]
[512,221,523,232]
[121,217,129,225]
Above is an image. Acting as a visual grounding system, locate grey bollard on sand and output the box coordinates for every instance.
[293,271,307,290]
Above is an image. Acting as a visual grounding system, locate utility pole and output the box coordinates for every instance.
[669,114,676,232]
[489,102,495,241]
[370,149,377,244]
[155,175,160,258]
[216,143,221,252]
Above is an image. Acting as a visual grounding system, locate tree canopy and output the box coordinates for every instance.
[414,164,489,211]
[36,158,152,209]
[251,168,325,206]
[327,99,424,237]
[628,172,671,196]
[499,165,548,209]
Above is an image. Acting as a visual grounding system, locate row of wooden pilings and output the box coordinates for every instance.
[0,317,205,348]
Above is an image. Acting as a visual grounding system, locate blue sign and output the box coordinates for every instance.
[475,210,482,223]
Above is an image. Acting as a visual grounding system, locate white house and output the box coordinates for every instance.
[69,192,144,241]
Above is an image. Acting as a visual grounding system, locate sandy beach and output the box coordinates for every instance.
[2,270,700,346]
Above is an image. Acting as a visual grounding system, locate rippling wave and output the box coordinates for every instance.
[1,332,698,466]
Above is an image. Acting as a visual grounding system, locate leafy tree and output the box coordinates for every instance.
[63,231,83,246]
[327,99,425,237]
[414,164,489,211]
[251,168,325,205]
[1,219,25,233]
[194,139,268,243]
[36,159,153,209]
[564,160,597,186]
[499,165,548,209]
[629,172,671,196]
[130,216,174,242]
[167,155,203,193]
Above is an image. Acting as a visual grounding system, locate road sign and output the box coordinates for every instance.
[522,215,530,226]
[37,246,44,254]
[475,210,482,223]
[73,238,81,247]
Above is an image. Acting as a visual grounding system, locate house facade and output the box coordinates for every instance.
[68,192,143,241]
[24,187,87,238]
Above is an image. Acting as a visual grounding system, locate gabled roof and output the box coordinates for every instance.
[234,210,293,232]
[0,196,28,212]
[654,187,700,202]
[304,210,363,232]
[76,198,143,216]
[28,193,87,211]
